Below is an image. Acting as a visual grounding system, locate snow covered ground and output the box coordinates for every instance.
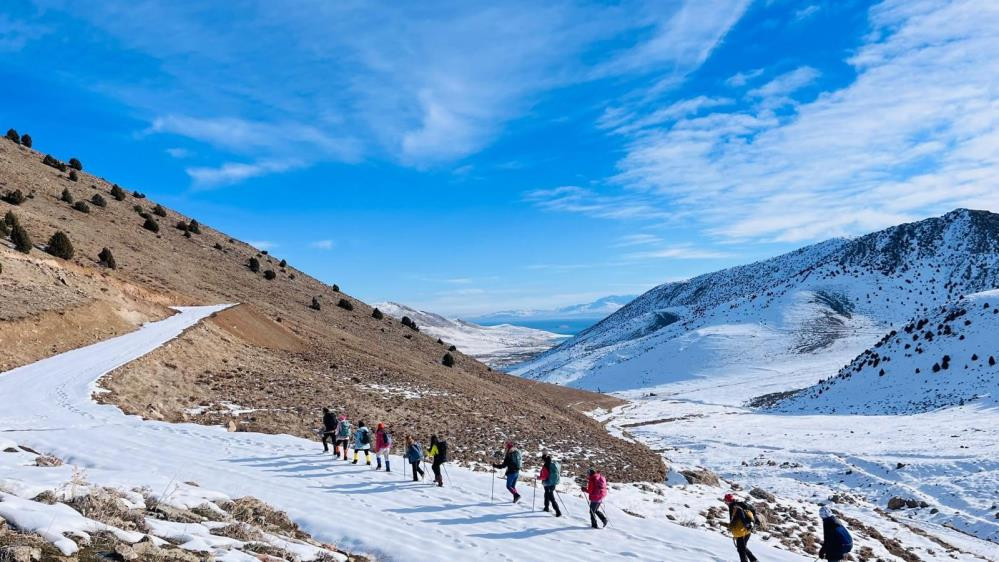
[0,305,809,561]
[376,302,568,368]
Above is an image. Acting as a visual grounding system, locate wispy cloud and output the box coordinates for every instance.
[613,234,662,247]
[310,239,335,250]
[0,13,48,52]
[248,240,277,251]
[525,186,673,221]
[725,68,764,88]
[624,245,733,260]
[747,66,820,102]
[794,5,821,22]
[165,147,191,159]
[186,159,303,188]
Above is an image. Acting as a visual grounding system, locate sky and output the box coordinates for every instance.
[2,0,998,316]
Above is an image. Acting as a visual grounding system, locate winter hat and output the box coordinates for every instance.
[505,440,514,449]
[587,467,595,475]
[338,415,346,421]
[377,422,384,430]
[723,493,735,504]
[819,506,833,519]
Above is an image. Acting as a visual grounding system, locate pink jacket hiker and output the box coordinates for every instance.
[585,472,607,502]
[375,427,392,452]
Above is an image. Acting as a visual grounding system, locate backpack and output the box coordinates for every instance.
[360,428,371,445]
[437,440,448,460]
[834,523,853,553]
[337,421,351,438]
[511,449,522,469]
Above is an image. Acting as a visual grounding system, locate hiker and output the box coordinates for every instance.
[334,415,351,461]
[493,441,522,503]
[538,452,561,517]
[724,493,758,562]
[818,505,853,562]
[352,421,372,465]
[427,434,448,487]
[405,435,424,482]
[321,408,337,454]
[582,468,608,529]
[374,422,392,472]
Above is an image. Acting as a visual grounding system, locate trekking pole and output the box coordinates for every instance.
[443,463,453,487]
[490,469,496,502]
[555,490,570,517]
[532,478,537,512]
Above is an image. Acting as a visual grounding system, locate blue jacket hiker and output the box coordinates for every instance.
[334,415,351,460]
[352,421,372,465]
[405,436,424,482]
[818,506,853,562]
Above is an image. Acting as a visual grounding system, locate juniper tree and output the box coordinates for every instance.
[264,269,276,280]
[279,259,287,268]
[337,298,354,311]
[98,247,117,269]
[20,133,31,147]
[68,170,79,182]
[5,129,19,143]
[0,219,9,237]
[68,158,83,171]
[442,353,455,368]
[310,296,322,310]
[188,219,201,234]
[46,231,74,259]
[110,184,127,201]
[2,190,25,205]
[248,257,260,272]
[4,210,17,227]
[90,194,106,207]
[73,201,90,214]
[61,188,74,204]
[152,204,167,217]
[372,308,384,320]
[11,223,32,253]
[142,217,160,233]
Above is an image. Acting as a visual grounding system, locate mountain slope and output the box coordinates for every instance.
[0,131,664,482]
[774,290,999,414]
[375,302,567,368]
[473,294,637,322]
[515,210,999,395]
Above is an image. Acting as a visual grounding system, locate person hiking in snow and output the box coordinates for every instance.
[334,415,351,461]
[405,435,424,482]
[321,408,338,454]
[374,423,392,472]
[538,452,561,517]
[427,434,448,487]
[493,441,522,503]
[582,468,608,529]
[352,420,372,465]
[818,505,853,562]
[724,493,758,562]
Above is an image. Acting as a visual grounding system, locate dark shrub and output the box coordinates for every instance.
[132,191,146,199]
[73,201,90,214]
[0,219,8,237]
[98,247,117,269]
[248,257,260,272]
[68,170,79,182]
[289,273,295,280]
[5,128,19,143]
[332,284,340,292]
[90,194,107,207]
[175,220,189,232]
[110,184,127,201]
[152,204,167,217]
[437,338,443,344]
[4,210,17,227]
[42,154,67,172]
[279,259,287,268]
[11,223,32,253]
[448,345,457,352]
[372,308,384,320]
[68,158,83,171]
[442,353,455,368]
[188,220,201,234]
[213,242,223,250]
[132,204,143,214]
[261,250,268,255]
[337,298,354,311]
[401,316,419,331]
[61,188,74,204]
[264,269,277,280]
[142,217,159,232]
[20,133,31,147]
[310,296,321,310]
[183,230,192,238]
[2,190,26,205]
[138,211,150,220]
[46,231,74,259]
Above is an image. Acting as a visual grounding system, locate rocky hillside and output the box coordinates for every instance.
[515,209,999,393]
[773,290,999,414]
[0,129,664,483]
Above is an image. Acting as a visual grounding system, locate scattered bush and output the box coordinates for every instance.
[68,157,83,171]
[184,230,192,238]
[248,257,260,272]
[2,189,26,205]
[142,217,160,233]
[110,184,127,201]
[0,219,8,237]
[132,204,143,214]
[98,247,117,269]
[372,308,384,320]
[90,193,107,207]
[288,273,295,280]
[188,219,201,234]
[279,259,287,268]
[213,242,223,250]
[401,316,419,331]
[442,353,455,368]
[332,284,340,292]
[46,231,74,259]
[5,128,20,143]
[337,298,354,311]
[20,133,31,147]
[132,190,146,198]
[448,345,457,352]
[4,210,18,227]
[175,220,190,232]
[11,223,32,253]
[264,269,277,280]
[437,338,444,344]
[42,154,67,171]
[152,204,167,217]
[310,296,321,310]
[73,201,90,214]
[60,188,74,203]
[68,170,79,182]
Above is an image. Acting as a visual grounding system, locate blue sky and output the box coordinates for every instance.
[2,0,997,315]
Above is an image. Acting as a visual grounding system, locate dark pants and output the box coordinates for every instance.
[735,535,757,562]
[505,472,519,498]
[432,459,444,486]
[543,485,560,515]
[335,439,349,459]
[410,461,424,481]
[589,501,607,528]
[322,431,336,452]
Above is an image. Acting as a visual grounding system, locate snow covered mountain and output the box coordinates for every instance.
[375,302,568,368]
[475,294,637,321]
[774,290,999,414]
[515,209,999,393]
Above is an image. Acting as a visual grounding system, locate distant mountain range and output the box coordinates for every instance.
[514,209,999,413]
[374,302,569,368]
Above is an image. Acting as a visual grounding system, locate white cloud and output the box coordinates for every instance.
[547,0,999,244]
[248,240,277,251]
[624,245,733,260]
[725,68,764,87]
[186,159,302,188]
[525,186,673,221]
[794,5,821,22]
[310,240,335,250]
[613,234,662,247]
[747,66,820,100]
[165,147,191,158]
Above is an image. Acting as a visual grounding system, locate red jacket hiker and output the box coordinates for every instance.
[585,471,607,502]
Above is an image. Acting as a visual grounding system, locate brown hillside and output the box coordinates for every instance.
[0,135,665,483]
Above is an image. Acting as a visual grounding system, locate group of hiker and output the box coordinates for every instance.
[320,409,853,556]
[723,494,853,562]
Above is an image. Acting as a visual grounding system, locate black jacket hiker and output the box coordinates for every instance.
[819,516,853,561]
[321,409,337,452]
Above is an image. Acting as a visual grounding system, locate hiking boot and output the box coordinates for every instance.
[554,512,562,518]
[512,494,521,504]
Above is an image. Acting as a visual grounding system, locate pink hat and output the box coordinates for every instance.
[339,415,347,421]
